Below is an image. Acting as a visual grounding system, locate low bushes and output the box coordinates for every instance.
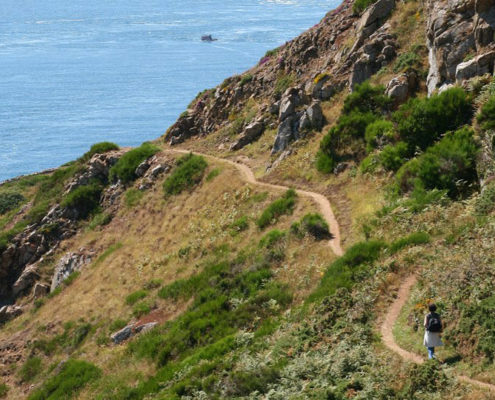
[28,359,101,400]
[292,213,331,240]
[0,192,25,214]
[163,153,208,196]
[257,189,297,229]
[389,232,430,254]
[230,216,249,234]
[396,127,479,198]
[109,142,159,184]
[19,357,42,382]
[309,240,386,302]
[365,119,395,152]
[0,383,7,398]
[477,94,495,131]
[125,290,148,306]
[394,87,473,152]
[124,187,144,208]
[379,142,409,171]
[61,182,103,219]
[80,141,119,162]
[353,0,374,13]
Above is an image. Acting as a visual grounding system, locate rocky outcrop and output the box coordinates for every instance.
[230,120,265,151]
[349,24,398,89]
[111,321,158,344]
[66,150,123,193]
[353,0,396,51]
[51,251,94,292]
[386,72,417,104]
[12,264,39,297]
[426,0,495,94]
[0,305,22,324]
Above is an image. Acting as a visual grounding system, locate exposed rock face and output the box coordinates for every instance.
[426,0,495,94]
[51,251,94,292]
[33,283,49,299]
[12,264,39,297]
[386,72,417,104]
[230,120,265,151]
[110,322,158,344]
[353,0,396,50]
[349,24,398,89]
[66,151,123,193]
[0,305,22,324]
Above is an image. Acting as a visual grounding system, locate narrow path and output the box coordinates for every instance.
[381,275,495,392]
[165,149,343,257]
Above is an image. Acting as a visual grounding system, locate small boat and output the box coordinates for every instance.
[201,34,217,42]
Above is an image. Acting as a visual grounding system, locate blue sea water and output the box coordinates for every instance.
[0,0,339,182]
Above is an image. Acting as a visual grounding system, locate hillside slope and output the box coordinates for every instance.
[1,0,495,399]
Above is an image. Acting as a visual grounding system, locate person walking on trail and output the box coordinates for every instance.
[424,303,443,360]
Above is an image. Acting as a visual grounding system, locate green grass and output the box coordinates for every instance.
[389,232,430,254]
[124,188,144,208]
[239,74,253,87]
[125,290,148,305]
[88,212,112,230]
[230,216,249,235]
[0,383,7,398]
[61,182,103,219]
[206,168,221,182]
[109,142,159,184]
[163,153,208,196]
[93,242,123,267]
[256,189,297,229]
[28,359,101,400]
[133,301,152,318]
[353,0,375,13]
[19,357,42,382]
[0,192,25,215]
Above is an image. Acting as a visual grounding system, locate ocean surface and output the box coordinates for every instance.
[0,0,339,181]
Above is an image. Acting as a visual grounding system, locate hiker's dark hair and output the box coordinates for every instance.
[428,303,437,312]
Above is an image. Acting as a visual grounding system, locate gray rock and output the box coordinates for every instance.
[0,305,23,323]
[386,74,411,104]
[33,283,49,299]
[135,160,151,178]
[111,326,133,344]
[279,96,296,121]
[306,101,324,130]
[12,264,39,297]
[51,251,93,292]
[272,116,299,154]
[455,51,495,82]
[134,322,158,334]
[230,120,265,151]
[269,101,280,115]
[354,0,396,49]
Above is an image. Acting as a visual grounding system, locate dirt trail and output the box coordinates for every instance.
[165,149,343,257]
[381,275,495,392]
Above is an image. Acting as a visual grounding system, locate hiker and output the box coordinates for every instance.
[424,303,443,360]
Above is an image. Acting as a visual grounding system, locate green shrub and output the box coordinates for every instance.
[109,142,159,184]
[230,216,249,234]
[80,142,119,162]
[71,323,92,348]
[342,82,392,115]
[477,94,495,131]
[0,192,25,214]
[0,383,8,398]
[133,301,152,318]
[389,232,430,254]
[394,87,473,152]
[124,187,144,208]
[206,168,221,182]
[300,213,331,240]
[379,141,409,171]
[259,229,286,248]
[88,212,112,230]
[353,0,375,13]
[256,189,297,229]
[126,290,148,305]
[60,182,102,219]
[359,154,379,174]
[365,119,395,152]
[19,356,42,382]
[230,365,282,395]
[28,359,101,400]
[240,74,253,87]
[401,361,449,397]
[163,153,208,196]
[396,127,479,198]
[394,51,421,73]
[274,73,295,96]
[310,240,386,302]
[109,319,128,332]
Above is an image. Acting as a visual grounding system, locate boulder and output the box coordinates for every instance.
[134,322,158,334]
[135,160,151,178]
[12,264,39,297]
[306,101,324,130]
[33,283,49,299]
[386,73,416,104]
[455,51,495,82]
[51,251,94,292]
[230,120,265,151]
[0,305,22,323]
[354,0,396,48]
[111,326,133,344]
[279,96,296,121]
[272,116,299,154]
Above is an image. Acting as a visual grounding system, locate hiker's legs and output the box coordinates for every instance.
[427,347,435,359]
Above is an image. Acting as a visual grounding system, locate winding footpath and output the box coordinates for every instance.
[381,275,495,393]
[166,149,343,257]
[167,148,494,393]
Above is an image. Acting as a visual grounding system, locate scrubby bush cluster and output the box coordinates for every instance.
[61,181,103,219]
[80,141,119,162]
[109,142,159,184]
[257,189,297,229]
[28,359,101,400]
[0,191,25,214]
[163,153,208,195]
[291,213,331,240]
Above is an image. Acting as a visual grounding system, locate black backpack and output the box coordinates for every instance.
[427,312,442,332]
